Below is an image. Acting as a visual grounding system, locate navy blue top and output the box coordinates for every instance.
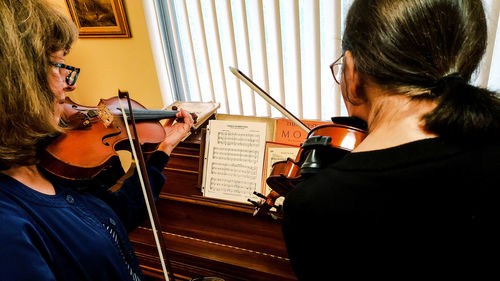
[0,151,169,281]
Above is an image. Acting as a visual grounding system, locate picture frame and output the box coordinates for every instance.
[261,141,300,196]
[65,0,131,38]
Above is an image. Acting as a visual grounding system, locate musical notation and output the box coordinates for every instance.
[216,131,260,147]
[209,177,256,196]
[212,147,259,164]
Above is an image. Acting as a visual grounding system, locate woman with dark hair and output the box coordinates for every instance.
[282,0,500,279]
[0,0,193,280]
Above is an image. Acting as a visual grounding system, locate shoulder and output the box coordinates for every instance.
[0,197,55,280]
[0,180,41,234]
[283,167,339,218]
[0,188,51,252]
[0,204,44,262]
[332,137,499,170]
[0,194,36,235]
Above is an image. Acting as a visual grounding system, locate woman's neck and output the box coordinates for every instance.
[353,95,438,152]
[1,165,55,195]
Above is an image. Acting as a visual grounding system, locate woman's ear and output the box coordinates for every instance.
[341,50,371,120]
[343,50,361,102]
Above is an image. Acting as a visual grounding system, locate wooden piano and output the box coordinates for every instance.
[128,123,297,281]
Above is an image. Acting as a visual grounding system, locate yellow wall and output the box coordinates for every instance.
[52,0,163,109]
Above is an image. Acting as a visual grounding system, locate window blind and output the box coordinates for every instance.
[144,0,500,121]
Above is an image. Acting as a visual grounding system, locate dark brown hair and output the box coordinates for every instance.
[0,0,78,169]
[342,0,500,139]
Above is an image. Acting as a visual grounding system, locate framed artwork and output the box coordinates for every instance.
[261,141,300,196]
[65,0,131,38]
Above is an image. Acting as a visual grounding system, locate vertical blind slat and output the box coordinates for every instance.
[223,0,243,114]
[275,0,286,118]
[300,0,321,120]
[292,0,303,119]
[145,0,174,105]
[257,0,272,117]
[177,0,202,101]
[260,0,271,116]
[165,0,189,101]
[278,0,299,118]
[207,1,231,113]
[334,0,343,116]
[478,0,500,88]
[262,0,285,117]
[195,0,217,102]
[249,0,272,117]
[237,0,257,115]
[313,0,321,120]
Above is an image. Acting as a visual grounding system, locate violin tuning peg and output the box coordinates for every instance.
[247,199,261,208]
[118,89,129,99]
[253,191,267,199]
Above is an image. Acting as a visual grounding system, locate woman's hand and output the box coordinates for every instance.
[157,108,194,156]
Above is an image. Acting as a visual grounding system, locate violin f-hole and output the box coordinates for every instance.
[102,126,122,146]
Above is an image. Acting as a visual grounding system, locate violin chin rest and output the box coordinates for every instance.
[301,147,349,174]
[301,149,323,174]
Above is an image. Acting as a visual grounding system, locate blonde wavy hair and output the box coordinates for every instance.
[0,0,78,169]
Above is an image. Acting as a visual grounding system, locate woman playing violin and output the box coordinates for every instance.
[282,0,500,279]
[0,1,193,280]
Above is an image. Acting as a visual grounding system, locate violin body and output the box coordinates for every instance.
[253,117,367,217]
[40,96,170,180]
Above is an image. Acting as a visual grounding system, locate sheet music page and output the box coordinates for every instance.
[264,147,300,195]
[203,120,267,203]
[165,101,220,129]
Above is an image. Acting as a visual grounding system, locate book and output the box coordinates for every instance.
[274,118,330,146]
[165,101,220,130]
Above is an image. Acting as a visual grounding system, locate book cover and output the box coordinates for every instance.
[274,118,330,146]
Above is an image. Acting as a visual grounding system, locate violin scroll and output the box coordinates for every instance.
[248,191,283,219]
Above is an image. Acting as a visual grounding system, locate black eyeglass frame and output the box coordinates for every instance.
[50,62,80,86]
[329,54,344,84]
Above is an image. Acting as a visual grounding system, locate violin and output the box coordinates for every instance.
[266,117,367,197]
[252,117,367,217]
[39,91,189,281]
[40,95,188,180]
[230,67,368,218]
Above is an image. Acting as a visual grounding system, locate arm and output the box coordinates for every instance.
[92,108,194,231]
[93,151,169,232]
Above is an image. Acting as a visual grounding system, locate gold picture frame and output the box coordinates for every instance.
[65,0,131,38]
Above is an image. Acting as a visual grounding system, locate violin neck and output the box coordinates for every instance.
[122,109,178,122]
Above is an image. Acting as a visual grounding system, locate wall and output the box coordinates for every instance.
[52,0,163,109]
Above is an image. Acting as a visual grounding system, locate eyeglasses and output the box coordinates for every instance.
[329,54,344,84]
[50,62,80,86]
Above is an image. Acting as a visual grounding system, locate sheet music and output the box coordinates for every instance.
[203,120,267,203]
[264,147,300,195]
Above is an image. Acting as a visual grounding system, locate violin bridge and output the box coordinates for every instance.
[97,103,114,127]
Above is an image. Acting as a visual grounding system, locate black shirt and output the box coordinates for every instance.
[282,137,500,280]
